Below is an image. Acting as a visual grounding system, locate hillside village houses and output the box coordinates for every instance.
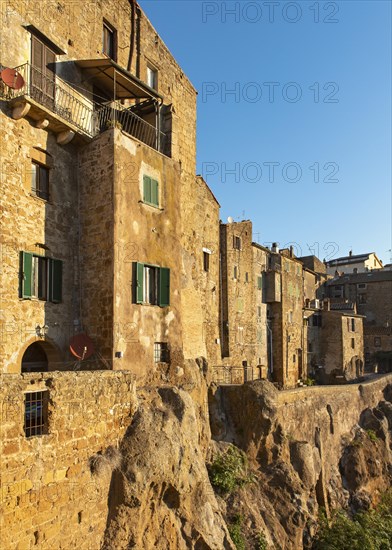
[0,2,390,547]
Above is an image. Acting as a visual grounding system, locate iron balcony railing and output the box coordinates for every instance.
[211,366,255,385]
[95,103,167,154]
[1,63,168,152]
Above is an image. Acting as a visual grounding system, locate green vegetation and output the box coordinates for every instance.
[312,491,392,549]
[303,377,316,386]
[256,531,268,550]
[208,445,252,494]
[228,514,246,550]
[366,429,379,442]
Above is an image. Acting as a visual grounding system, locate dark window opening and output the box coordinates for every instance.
[22,342,48,373]
[351,318,356,332]
[134,262,170,307]
[351,338,355,349]
[154,342,169,363]
[374,337,381,347]
[31,161,49,200]
[233,235,241,250]
[203,252,210,272]
[102,21,117,61]
[20,252,62,302]
[24,391,48,438]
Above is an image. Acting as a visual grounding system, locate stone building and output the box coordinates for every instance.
[326,270,392,371]
[0,0,202,379]
[325,251,383,276]
[219,221,267,382]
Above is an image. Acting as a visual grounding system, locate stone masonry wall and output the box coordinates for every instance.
[0,370,137,550]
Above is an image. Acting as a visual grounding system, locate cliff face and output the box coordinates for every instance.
[100,369,392,549]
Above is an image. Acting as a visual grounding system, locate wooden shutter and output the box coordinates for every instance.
[50,259,62,303]
[257,276,262,290]
[159,267,170,307]
[31,36,44,92]
[44,47,56,101]
[151,179,159,206]
[135,262,144,304]
[143,175,151,203]
[21,252,33,299]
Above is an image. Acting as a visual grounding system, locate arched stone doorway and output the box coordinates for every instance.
[21,342,49,372]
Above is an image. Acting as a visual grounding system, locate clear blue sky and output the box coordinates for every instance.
[139,0,391,264]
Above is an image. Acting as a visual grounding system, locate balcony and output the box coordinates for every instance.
[0,62,169,153]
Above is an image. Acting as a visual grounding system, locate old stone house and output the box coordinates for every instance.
[325,251,383,276]
[326,269,392,371]
[0,0,206,380]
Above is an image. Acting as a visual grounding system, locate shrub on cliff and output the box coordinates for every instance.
[312,491,392,549]
[208,445,252,494]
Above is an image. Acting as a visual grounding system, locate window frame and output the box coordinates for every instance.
[134,262,170,307]
[102,20,117,61]
[20,252,62,303]
[154,342,170,363]
[147,65,158,90]
[203,251,210,272]
[31,161,49,201]
[233,235,241,250]
[143,175,159,208]
[24,390,49,438]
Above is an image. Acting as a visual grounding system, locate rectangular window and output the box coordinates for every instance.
[358,293,367,304]
[31,35,56,108]
[233,236,241,250]
[147,66,158,90]
[233,266,238,280]
[203,251,210,272]
[257,306,261,317]
[351,338,355,349]
[102,21,117,61]
[374,337,381,347]
[245,272,249,283]
[358,283,367,289]
[257,276,262,290]
[31,161,49,200]
[351,318,355,332]
[143,175,159,207]
[134,262,170,307]
[312,314,322,327]
[237,326,244,344]
[24,391,48,438]
[154,342,169,363]
[20,252,62,302]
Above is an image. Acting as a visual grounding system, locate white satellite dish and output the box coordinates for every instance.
[227,216,234,224]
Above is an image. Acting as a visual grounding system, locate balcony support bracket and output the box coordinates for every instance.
[56,130,75,145]
[36,118,50,129]
[12,100,31,120]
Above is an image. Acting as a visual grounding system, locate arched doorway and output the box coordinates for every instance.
[21,342,49,373]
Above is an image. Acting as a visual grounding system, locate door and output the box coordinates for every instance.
[31,35,56,110]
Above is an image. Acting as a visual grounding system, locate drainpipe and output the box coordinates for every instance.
[267,319,273,374]
[135,5,141,79]
[127,0,136,72]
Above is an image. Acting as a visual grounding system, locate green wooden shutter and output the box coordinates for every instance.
[143,175,151,203]
[50,259,62,303]
[257,276,262,290]
[135,262,144,303]
[159,267,170,307]
[21,252,33,299]
[151,179,159,206]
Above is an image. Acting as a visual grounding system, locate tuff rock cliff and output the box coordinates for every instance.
[97,362,392,549]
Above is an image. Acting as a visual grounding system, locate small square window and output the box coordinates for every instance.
[24,391,48,437]
[203,252,210,272]
[31,162,49,200]
[154,342,169,363]
[147,66,158,90]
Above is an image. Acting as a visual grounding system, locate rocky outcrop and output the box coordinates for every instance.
[209,377,392,549]
[101,361,234,549]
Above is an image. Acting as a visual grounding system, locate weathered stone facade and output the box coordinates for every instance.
[0,371,137,550]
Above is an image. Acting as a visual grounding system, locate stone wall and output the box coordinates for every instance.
[0,370,137,550]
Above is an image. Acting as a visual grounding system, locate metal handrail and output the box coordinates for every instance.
[1,63,168,152]
[211,366,250,385]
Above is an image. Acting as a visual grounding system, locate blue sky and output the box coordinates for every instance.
[139,0,391,264]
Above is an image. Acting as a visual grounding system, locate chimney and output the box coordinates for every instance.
[349,250,352,257]
[290,245,294,257]
[272,242,279,253]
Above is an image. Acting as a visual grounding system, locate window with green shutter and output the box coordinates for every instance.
[143,175,159,207]
[134,262,170,307]
[20,253,62,302]
[257,276,262,290]
[159,267,170,307]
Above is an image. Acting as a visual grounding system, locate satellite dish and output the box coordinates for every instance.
[70,333,94,360]
[0,67,25,90]
[227,216,234,224]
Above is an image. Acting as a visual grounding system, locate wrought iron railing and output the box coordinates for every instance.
[3,63,96,136]
[0,63,168,152]
[211,366,255,385]
[95,102,167,153]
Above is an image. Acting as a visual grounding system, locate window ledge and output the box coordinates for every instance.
[139,200,163,211]
[29,193,50,204]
